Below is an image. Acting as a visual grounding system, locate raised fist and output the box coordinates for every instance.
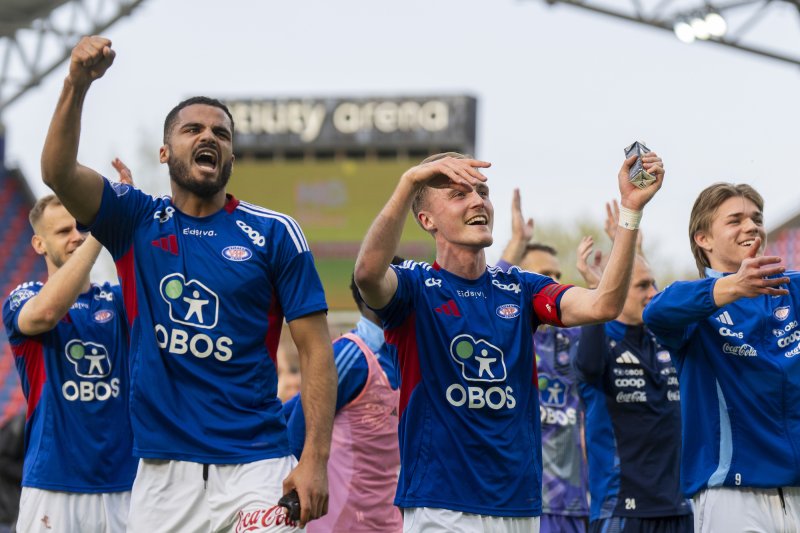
[68,35,115,88]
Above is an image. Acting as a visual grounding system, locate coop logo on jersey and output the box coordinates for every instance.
[65,340,111,378]
[154,206,175,223]
[94,290,114,302]
[159,274,219,329]
[222,246,253,262]
[93,310,114,323]
[492,279,521,294]
[496,304,520,319]
[111,182,130,197]
[449,334,507,382]
[538,374,567,407]
[774,306,791,321]
[236,220,266,247]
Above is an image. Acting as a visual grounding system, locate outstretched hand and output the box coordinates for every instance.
[576,236,603,289]
[111,158,133,185]
[401,156,490,194]
[69,36,115,88]
[617,152,664,211]
[727,237,790,300]
[511,188,534,244]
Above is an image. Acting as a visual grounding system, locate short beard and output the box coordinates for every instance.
[168,154,232,199]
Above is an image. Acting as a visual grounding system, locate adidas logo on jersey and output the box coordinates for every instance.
[715,311,733,325]
[434,299,461,317]
[615,351,640,365]
[152,235,179,255]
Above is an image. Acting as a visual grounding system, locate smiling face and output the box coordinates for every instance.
[160,104,234,199]
[32,203,86,271]
[417,180,494,250]
[695,195,765,273]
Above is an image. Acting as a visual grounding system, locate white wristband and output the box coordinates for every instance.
[618,206,643,231]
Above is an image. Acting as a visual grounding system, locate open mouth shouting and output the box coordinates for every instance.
[193,146,219,172]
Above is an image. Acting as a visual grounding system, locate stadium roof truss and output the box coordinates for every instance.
[0,0,146,114]
[540,0,800,67]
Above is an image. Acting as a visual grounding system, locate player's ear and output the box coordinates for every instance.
[159,144,169,164]
[418,211,436,233]
[31,234,45,256]
[694,230,712,253]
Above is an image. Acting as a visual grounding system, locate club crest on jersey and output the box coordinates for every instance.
[159,274,219,329]
[496,304,520,319]
[774,306,791,321]
[222,246,253,262]
[65,339,111,378]
[449,334,507,382]
[657,350,672,363]
[425,277,442,288]
[111,182,130,197]
[93,310,114,323]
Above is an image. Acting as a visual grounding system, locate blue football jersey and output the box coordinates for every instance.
[85,179,327,463]
[574,322,691,520]
[375,260,571,517]
[3,282,136,492]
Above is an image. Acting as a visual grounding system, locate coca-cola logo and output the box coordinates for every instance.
[722,343,758,357]
[235,505,298,532]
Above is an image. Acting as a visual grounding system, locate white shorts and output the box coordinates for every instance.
[402,507,540,533]
[127,456,303,533]
[17,487,130,533]
[694,486,800,533]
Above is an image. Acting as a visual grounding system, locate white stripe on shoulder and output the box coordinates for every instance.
[235,204,308,253]
[397,260,432,271]
[238,202,310,251]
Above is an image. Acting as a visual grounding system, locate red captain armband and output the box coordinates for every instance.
[532,283,573,327]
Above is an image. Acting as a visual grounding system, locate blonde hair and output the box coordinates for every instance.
[28,195,63,232]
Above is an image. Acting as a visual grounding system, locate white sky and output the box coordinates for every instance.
[3,0,800,279]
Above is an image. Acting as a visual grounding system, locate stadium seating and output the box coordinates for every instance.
[0,166,47,425]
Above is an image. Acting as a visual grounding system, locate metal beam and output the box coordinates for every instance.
[541,0,800,68]
[0,0,147,115]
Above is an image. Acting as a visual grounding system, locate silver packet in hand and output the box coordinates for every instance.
[624,141,656,189]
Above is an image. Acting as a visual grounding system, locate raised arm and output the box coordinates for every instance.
[41,36,116,226]
[17,236,102,336]
[559,152,664,326]
[354,157,490,309]
[499,188,534,269]
[281,311,336,527]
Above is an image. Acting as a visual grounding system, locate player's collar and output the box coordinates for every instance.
[224,194,239,213]
[704,267,726,278]
[355,316,385,353]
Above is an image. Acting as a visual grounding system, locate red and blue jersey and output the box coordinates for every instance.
[374,260,570,517]
[2,281,136,492]
[84,178,327,463]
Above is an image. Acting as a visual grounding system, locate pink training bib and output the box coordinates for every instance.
[308,332,402,533]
